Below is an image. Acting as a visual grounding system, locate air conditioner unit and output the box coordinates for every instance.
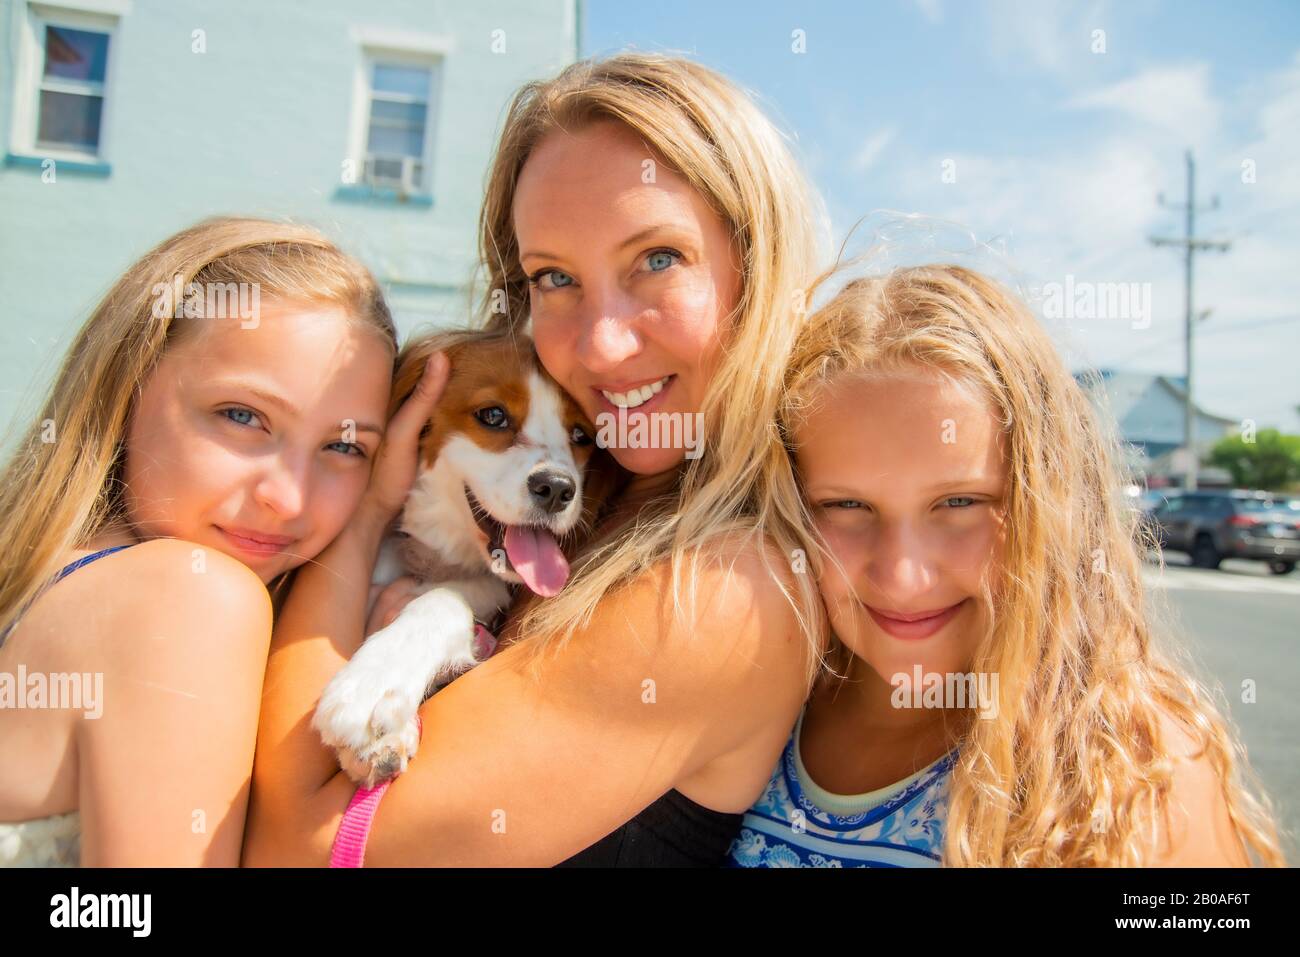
[363,154,423,195]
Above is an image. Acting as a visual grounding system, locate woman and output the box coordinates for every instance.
[0,218,398,865]
[244,53,833,866]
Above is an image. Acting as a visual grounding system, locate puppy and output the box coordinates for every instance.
[313,329,621,787]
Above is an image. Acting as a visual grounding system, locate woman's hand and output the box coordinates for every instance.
[366,575,426,636]
[358,351,450,529]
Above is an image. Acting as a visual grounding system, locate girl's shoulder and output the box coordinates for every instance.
[13,537,271,672]
[1146,706,1251,866]
[58,536,268,603]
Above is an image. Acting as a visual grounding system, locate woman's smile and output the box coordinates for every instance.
[593,374,676,414]
[864,598,968,641]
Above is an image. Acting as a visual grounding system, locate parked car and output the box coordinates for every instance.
[1146,490,1300,574]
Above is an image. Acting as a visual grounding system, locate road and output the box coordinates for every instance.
[1142,555,1300,864]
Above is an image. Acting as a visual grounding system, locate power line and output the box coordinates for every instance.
[1097,313,1300,371]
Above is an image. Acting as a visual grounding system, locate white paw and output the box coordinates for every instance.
[314,658,428,788]
[313,586,490,787]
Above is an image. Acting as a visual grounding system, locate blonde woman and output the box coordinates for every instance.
[244,53,832,866]
[0,218,399,866]
[728,264,1284,867]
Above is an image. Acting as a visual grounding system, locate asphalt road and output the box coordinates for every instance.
[1142,554,1300,864]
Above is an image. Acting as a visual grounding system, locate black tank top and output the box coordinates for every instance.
[557,788,743,867]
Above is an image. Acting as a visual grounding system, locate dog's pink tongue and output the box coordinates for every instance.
[503,526,569,596]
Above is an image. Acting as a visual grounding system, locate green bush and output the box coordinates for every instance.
[1208,429,1300,491]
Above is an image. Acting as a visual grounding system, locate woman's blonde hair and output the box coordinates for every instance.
[461,51,830,684]
[0,216,397,640]
[781,262,1285,866]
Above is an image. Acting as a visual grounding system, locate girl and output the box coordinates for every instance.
[728,263,1285,867]
[244,52,833,866]
[0,217,398,866]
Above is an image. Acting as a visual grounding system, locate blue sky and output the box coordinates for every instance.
[583,0,1300,432]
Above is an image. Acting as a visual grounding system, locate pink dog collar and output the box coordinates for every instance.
[329,623,498,868]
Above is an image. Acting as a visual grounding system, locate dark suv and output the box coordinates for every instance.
[1146,490,1300,574]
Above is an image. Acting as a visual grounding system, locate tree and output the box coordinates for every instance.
[1208,429,1300,490]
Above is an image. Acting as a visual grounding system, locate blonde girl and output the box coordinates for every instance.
[0,217,398,865]
[728,263,1284,867]
[245,52,833,866]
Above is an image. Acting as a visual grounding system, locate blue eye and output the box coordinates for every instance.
[529,268,575,291]
[646,249,680,272]
[824,500,865,510]
[944,496,976,508]
[325,441,366,458]
[221,407,259,428]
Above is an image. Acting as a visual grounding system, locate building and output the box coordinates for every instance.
[1074,369,1238,486]
[0,0,580,448]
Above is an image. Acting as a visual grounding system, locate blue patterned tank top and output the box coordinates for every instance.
[726,706,956,867]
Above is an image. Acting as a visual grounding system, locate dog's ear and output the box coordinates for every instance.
[388,339,445,422]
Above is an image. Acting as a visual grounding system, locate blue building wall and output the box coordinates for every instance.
[0,0,578,449]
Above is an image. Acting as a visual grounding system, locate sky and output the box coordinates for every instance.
[583,0,1300,432]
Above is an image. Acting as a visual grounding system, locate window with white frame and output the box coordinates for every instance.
[360,57,440,194]
[36,23,110,153]
[11,4,118,161]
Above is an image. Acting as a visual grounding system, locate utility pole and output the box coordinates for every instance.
[1151,150,1230,491]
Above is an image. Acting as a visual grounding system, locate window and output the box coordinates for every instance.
[339,28,452,205]
[8,3,121,168]
[35,23,110,154]
[360,58,439,195]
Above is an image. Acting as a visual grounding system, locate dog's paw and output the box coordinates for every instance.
[314,670,425,788]
[335,705,421,789]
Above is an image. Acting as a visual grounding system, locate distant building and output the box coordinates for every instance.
[0,0,580,447]
[1074,369,1238,487]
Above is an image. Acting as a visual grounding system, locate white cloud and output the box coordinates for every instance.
[1234,49,1300,207]
[883,98,1299,429]
[1065,63,1223,146]
[852,127,896,174]
[984,0,1112,80]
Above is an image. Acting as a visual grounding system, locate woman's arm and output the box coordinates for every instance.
[244,348,811,866]
[77,540,274,866]
[244,505,391,817]
[245,528,810,866]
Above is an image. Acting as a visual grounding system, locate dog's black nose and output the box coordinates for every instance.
[527,469,576,514]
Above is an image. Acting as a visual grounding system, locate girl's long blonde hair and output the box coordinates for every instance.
[0,216,397,641]
[781,262,1285,866]
[463,52,832,685]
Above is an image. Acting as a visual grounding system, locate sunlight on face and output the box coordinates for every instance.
[795,364,1009,684]
[122,301,393,583]
[513,119,741,475]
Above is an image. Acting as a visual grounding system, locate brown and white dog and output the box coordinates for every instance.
[313,329,622,786]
